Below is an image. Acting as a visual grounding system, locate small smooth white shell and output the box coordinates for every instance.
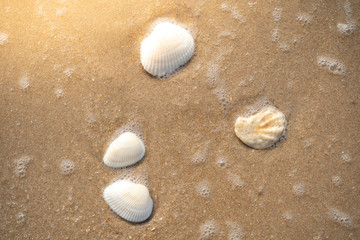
[103,179,153,223]
[103,132,145,168]
[234,106,286,149]
[140,21,195,77]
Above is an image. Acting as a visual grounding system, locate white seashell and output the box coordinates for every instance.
[103,132,145,168]
[140,21,195,77]
[234,106,286,149]
[103,179,153,222]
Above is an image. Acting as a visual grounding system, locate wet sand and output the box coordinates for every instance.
[0,0,359,239]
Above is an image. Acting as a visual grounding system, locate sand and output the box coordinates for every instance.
[0,0,359,239]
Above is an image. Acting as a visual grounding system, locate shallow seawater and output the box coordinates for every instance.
[0,0,359,239]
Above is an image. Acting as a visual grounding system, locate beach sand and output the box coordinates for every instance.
[0,0,359,239]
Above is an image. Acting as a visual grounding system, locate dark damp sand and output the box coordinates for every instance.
[0,0,359,239]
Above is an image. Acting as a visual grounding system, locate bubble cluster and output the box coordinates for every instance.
[14,156,32,178]
[297,13,312,24]
[317,56,346,75]
[344,0,352,16]
[282,211,293,221]
[220,3,229,10]
[292,182,305,197]
[19,76,30,90]
[17,212,26,224]
[213,87,231,113]
[227,222,244,240]
[341,151,351,163]
[331,176,342,187]
[199,220,218,240]
[196,180,211,198]
[207,64,220,87]
[313,235,323,240]
[272,8,282,22]
[0,32,8,45]
[227,172,244,188]
[337,21,356,35]
[271,28,279,42]
[192,143,210,164]
[248,1,257,7]
[216,156,228,168]
[231,8,245,23]
[111,122,144,145]
[279,43,290,52]
[60,159,75,175]
[63,68,74,78]
[55,88,64,98]
[116,169,149,187]
[337,0,357,35]
[328,208,353,229]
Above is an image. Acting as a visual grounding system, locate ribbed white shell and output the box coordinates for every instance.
[140,21,195,77]
[103,132,145,168]
[103,179,153,223]
[234,106,286,149]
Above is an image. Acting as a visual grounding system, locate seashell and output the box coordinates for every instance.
[103,179,153,222]
[140,21,195,77]
[103,132,145,168]
[234,106,286,149]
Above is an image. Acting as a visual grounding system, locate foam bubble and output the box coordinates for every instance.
[14,156,32,178]
[227,221,244,240]
[227,172,244,188]
[216,156,228,168]
[313,235,323,240]
[112,122,144,143]
[55,88,64,98]
[242,97,272,117]
[292,182,305,197]
[279,43,290,52]
[341,151,351,163]
[344,0,352,16]
[192,142,210,164]
[231,7,245,23]
[213,87,231,113]
[196,180,211,198]
[331,176,342,187]
[297,13,312,24]
[328,208,353,229]
[207,64,220,87]
[272,8,282,22]
[19,76,30,90]
[317,56,346,75]
[271,28,279,42]
[0,32,8,45]
[63,68,74,78]
[282,211,293,221]
[337,20,356,35]
[248,1,257,7]
[60,159,75,175]
[17,212,26,224]
[115,169,149,187]
[199,220,218,240]
[220,3,229,11]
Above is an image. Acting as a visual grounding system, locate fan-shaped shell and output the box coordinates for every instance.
[140,21,195,77]
[234,106,286,149]
[103,179,153,223]
[103,132,145,168]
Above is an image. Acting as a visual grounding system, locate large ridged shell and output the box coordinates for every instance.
[234,106,286,149]
[103,132,145,168]
[140,21,195,77]
[103,179,153,223]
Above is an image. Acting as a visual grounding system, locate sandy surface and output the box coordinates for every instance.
[1,0,359,239]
